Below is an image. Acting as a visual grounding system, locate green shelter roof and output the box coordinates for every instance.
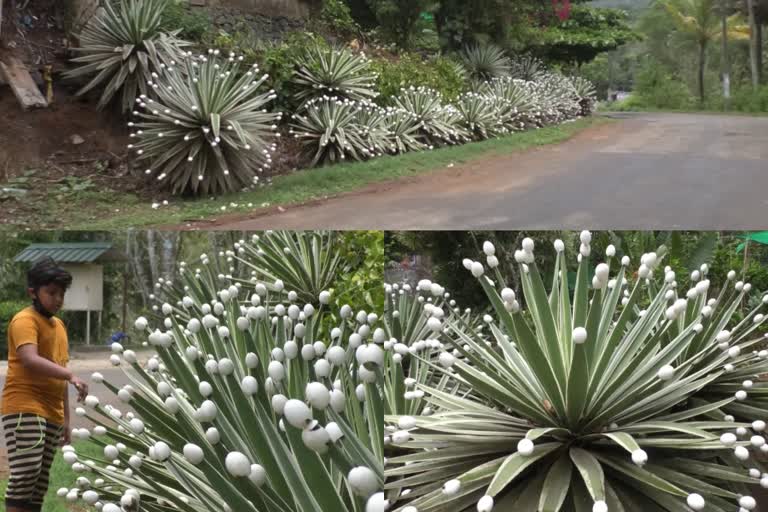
[14,242,115,263]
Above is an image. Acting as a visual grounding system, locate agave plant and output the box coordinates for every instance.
[384,232,768,512]
[129,52,281,196]
[383,108,427,155]
[480,77,536,128]
[455,93,508,141]
[393,87,469,148]
[570,76,598,116]
[460,44,512,83]
[292,45,378,107]
[383,280,481,418]
[58,232,384,512]
[509,54,546,81]
[289,97,388,166]
[65,0,189,113]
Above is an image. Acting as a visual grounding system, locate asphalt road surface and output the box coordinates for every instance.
[205,112,768,230]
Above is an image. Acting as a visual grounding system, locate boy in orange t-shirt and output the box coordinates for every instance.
[1,257,88,512]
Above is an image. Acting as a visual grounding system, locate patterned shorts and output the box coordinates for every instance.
[2,413,63,511]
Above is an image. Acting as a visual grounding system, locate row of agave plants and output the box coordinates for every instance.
[55,232,384,512]
[383,233,768,512]
[65,0,596,196]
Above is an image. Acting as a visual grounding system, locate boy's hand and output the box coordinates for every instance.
[69,375,89,402]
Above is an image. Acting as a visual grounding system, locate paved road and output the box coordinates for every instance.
[204,113,768,230]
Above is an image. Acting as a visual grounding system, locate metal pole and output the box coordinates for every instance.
[86,309,90,346]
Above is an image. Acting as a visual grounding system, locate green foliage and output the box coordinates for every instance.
[577,50,634,100]
[730,84,768,112]
[131,54,281,196]
[0,300,27,360]
[317,0,360,37]
[370,54,466,103]
[65,0,190,114]
[616,60,695,110]
[365,0,432,49]
[533,6,638,64]
[334,231,385,312]
[160,0,212,42]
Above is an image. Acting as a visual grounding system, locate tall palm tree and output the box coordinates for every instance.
[660,0,748,103]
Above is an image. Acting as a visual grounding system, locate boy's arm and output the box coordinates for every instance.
[16,344,89,401]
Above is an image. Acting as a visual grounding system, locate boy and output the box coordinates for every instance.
[1,257,88,512]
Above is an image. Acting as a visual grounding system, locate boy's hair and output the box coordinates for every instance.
[27,257,73,291]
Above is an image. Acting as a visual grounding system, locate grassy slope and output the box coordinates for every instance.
[59,117,604,230]
[0,441,101,512]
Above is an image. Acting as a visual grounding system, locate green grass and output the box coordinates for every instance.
[0,441,101,512]
[44,116,602,230]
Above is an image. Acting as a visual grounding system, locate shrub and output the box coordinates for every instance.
[291,45,378,107]
[730,85,768,113]
[366,0,432,49]
[130,52,281,196]
[59,231,384,512]
[384,233,768,511]
[0,301,27,360]
[633,63,695,111]
[370,54,466,104]
[160,0,212,42]
[65,0,190,114]
[461,43,512,83]
[316,0,359,38]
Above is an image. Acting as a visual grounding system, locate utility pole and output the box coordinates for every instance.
[747,0,760,89]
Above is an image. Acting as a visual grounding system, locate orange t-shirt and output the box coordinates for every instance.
[1,306,69,425]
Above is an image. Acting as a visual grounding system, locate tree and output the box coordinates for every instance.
[660,0,748,103]
[531,5,638,64]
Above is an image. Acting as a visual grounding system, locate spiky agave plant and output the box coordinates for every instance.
[292,45,378,107]
[383,280,480,418]
[455,92,508,141]
[384,232,768,512]
[393,87,469,148]
[569,76,598,116]
[383,108,427,155]
[130,51,280,196]
[480,78,536,132]
[460,44,512,83]
[509,54,546,81]
[58,232,384,512]
[65,0,189,113]
[529,72,582,125]
[289,97,389,166]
